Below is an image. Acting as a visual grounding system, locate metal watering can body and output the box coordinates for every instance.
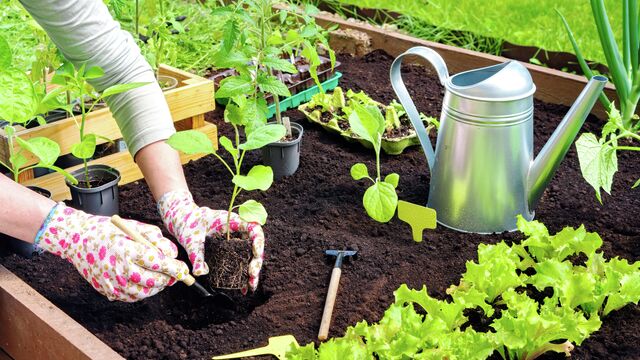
[390,47,607,233]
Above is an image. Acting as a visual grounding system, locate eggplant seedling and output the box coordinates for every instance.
[348,102,400,223]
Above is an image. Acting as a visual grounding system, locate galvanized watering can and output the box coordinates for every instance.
[390,46,607,233]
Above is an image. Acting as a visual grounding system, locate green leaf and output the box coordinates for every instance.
[219,136,238,158]
[575,132,617,202]
[166,130,214,155]
[262,57,297,74]
[0,69,38,124]
[529,259,597,309]
[238,199,267,225]
[216,75,253,99]
[633,178,640,188]
[350,163,369,181]
[71,134,97,159]
[83,66,105,79]
[221,18,239,53]
[224,103,245,126]
[348,103,385,152]
[385,173,400,188]
[0,35,11,68]
[15,137,61,166]
[257,74,291,97]
[101,82,149,98]
[362,181,398,223]
[395,284,468,330]
[232,165,273,191]
[9,152,27,170]
[239,124,286,150]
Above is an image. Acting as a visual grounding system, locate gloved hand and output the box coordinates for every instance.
[35,203,190,302]
[158,190,265,293]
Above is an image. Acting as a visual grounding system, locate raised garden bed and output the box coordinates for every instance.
[1,49,639,360]
[2,11,640,359]
[0,64,218,202]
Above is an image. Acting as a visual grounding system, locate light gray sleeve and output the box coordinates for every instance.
[19,0,176,157]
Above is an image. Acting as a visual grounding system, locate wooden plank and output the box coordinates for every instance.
[22,122,218,201]
[0,265,124,360]
[1,65,215,167]
[314,12,618,120]
[0,348,13,360]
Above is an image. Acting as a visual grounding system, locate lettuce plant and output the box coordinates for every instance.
[51,61,148,187]
[288,217,640,360]
[0,35,74,184]
[167,106,286,240]
[558,2,640,200]
[348,103,399,223]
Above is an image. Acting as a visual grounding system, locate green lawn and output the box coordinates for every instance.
[333,0,624,65]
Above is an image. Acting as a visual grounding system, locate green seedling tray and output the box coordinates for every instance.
[267,72,342,119]
[299,103,421,155]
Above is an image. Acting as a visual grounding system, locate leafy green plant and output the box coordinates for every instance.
[348,103,399,222]
[211,0,335,135]
[0,36,74,184]
[558,2,640,201]
[167,107,286,239]
[51,61,148,187]
[288,217,640,360]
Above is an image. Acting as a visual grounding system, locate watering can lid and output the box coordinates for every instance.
[448,61,535,101]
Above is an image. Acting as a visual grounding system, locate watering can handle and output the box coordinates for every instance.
[390,46,448,170]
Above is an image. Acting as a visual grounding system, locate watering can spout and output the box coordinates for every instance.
[527,75,607,210]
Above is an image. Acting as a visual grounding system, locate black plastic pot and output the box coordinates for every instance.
[66,164,121,216]
[1,186,51,259]
[261,122,304,180]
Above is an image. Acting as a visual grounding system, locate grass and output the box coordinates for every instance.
[325,0,624,65]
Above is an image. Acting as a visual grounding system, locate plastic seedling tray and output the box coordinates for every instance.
[267,72,342,119]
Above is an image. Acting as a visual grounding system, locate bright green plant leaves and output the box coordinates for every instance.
[239,124,286,150]
[261,57,297,74]
[575,132,617,203]
[0,35,11,69]
[238,199,267,225]
[385,173,400,188]
[363,181,398,223]
[16,137,61,166]
[232,165,273,191]
[257,74,291,98]
[218,136,238,158]
[0,69,37,124]
[350,163,369,181]
[216,75,253,99]
[167,130,214,155]
[71,134,97,160]
[348,103,385,152]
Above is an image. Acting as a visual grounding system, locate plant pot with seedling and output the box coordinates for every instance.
[210,0,335,179]
[0,39,76,257]
[168,109,286,290]
[51,61,148,216]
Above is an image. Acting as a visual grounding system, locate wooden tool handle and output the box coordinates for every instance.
[110,215,196,286]
[318,267,342,341]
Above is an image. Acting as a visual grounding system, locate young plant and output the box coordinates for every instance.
[51,61,148,187]
[167,106,286,240]
[212,0,335,135]
[558,3,640,201]
[0,36,74,184]
[348,103,399,223]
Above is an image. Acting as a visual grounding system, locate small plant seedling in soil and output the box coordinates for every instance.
[51,61,148,188]
[168,110,286,289]
[0,35,75,184]
[348,102,400,223]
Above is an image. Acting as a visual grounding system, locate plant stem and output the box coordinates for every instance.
[79,89,90,188]
[226,185,241,241]
[614,146,640,151]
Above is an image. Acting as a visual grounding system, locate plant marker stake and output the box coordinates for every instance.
[397,200,437,242]
[211,335,299,359]
[110,215,214,298]
[318,249,357,341]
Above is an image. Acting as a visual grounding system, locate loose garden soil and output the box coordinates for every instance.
[1,50,639,360]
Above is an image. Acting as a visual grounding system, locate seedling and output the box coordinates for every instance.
[0,35,74,184]
[397,200,437,242]
[348,103,400,223]
[167,106,286,239]
[51,61,148,187]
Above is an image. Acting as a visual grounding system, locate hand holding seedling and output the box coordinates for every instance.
[158,190,266,293]
[35,203,190,302]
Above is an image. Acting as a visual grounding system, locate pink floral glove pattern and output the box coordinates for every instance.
[158,190,265,292]
[35,203,190,302]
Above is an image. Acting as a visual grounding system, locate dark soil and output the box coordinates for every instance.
[2,50,639,360]
[205,234,252,290]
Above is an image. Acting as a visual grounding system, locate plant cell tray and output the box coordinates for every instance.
[267,72,343,119]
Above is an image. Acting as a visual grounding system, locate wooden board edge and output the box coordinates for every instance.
[0,265,124,360]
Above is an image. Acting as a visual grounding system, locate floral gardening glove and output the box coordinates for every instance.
[158,190,265,293]
[35,203,190,302]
